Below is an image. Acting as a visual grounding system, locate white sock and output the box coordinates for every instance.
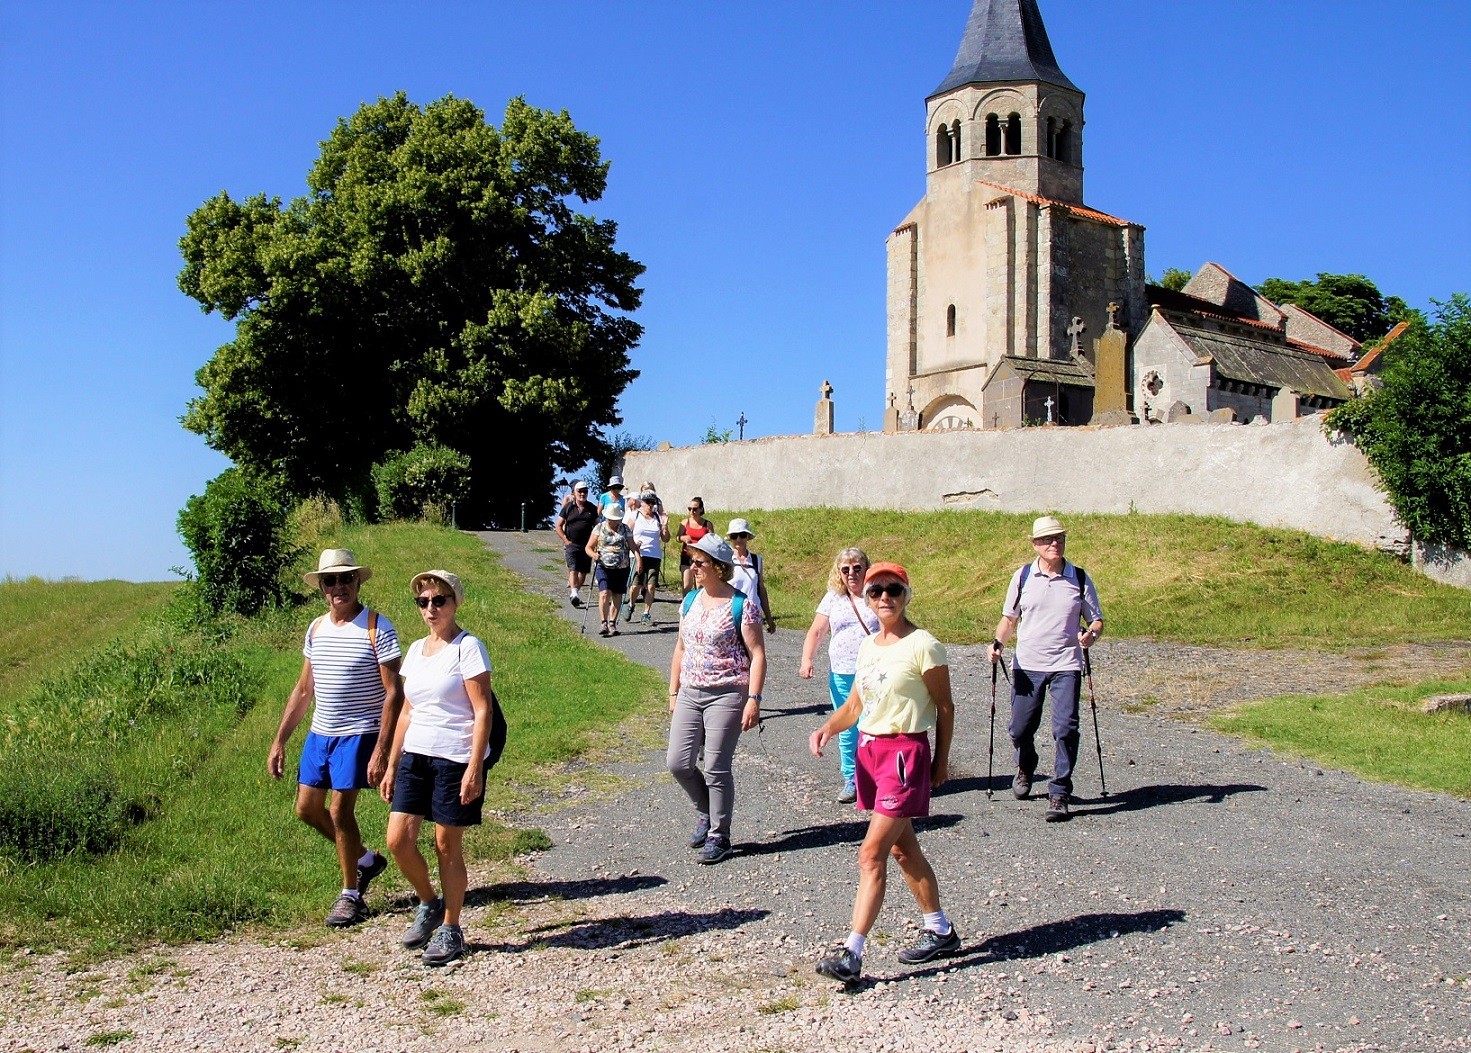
[844,932,866,958]
[923,910,952,935]
[341,888,360,900]
[358,849,376,868]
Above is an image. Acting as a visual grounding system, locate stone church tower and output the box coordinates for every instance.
[885,0,1148,430]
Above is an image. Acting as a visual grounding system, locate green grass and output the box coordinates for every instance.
[712,507,1470,649]
[0,522,662,953]
[1213,678,1471,796]
[0,578,176,705]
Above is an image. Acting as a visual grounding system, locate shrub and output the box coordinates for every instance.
[177,468,298,616]
[372,443,472,524]
[0,747,128,860]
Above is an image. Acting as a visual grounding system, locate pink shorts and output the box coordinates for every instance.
[855,732,932,818]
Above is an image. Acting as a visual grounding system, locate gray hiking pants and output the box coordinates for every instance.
[666,684,746,840]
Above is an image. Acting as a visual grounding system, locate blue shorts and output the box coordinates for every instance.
[594,564,629,594]
[298,731,379,791]
[390,751,487,827]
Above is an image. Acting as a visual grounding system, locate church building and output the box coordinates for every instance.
[885,0,1352,430]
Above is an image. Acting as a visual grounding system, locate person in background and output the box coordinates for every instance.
[799,547,879,804]
[553,482,599,608]
[624,490,669,625]
[810,562,959,985]
[726,518,777,635]
[675,497,715,595]
[586,505,634,637]
[381,570,491,967]
[598,475,627,520]
[267,548,403,928]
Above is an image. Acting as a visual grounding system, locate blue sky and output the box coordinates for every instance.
[3,1,1467,582]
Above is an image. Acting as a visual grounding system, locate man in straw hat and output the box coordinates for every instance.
[268,548,404,926]
[988,516,1104,823]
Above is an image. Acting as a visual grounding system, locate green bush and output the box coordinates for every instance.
[177,468,299,615]
[372,443,472,524]
[0,747,128,860]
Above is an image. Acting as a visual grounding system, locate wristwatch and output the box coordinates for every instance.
[747,693,763,703]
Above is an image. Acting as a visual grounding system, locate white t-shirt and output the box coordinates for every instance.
[815,589,880,675]
[625,509,664,559]
[304,608,401,737]
[400,631,493,763]
[729,552,761,600]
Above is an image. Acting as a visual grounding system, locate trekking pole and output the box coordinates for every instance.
[1084,649,1108,798]
[579,588,592,635]
[987,655,998,799]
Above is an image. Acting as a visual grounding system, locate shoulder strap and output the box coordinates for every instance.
[368,609,379,655]
[1073,565,1087,601]
[309,614,324,642]
[846,591,872,635]
[1018,562,1032,594]
[681,589,699,617]
[732,590,745,627]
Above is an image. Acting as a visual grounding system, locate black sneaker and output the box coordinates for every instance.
[569,593,584,609]
[688,814,711,849]
[356,850,388,896]
[1013,769,1032,800]
[697,837,731,865]
[1045,795,1071,822]
[897,926,961,965]
[816,947,861,984]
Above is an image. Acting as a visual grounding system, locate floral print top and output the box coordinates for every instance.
[679,590,764,689]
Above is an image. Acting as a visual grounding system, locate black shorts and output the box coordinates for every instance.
[564,543,592,574]
[390,751,487,827]
[594,564,630,594]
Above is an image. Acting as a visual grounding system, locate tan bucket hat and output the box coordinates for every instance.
[410,569,464,605]
[303,548,373,586]
[1031,515,1067,539]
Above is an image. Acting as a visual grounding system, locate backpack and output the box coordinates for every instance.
[486,688,509,770]
[681,588,750,658]
[1015,562,1089,613]
[310,609,380,651]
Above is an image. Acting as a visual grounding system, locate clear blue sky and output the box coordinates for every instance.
[3,1,1467,582]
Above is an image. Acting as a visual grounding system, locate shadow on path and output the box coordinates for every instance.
[740,814,965,857]
[1076,783,1267,816]
[467,874,669,907]
[762,702,831,721]
[476,907,770,954]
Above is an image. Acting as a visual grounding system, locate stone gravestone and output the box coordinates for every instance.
[814,380,835,435]
[1166,400,1197,424]
[1207,408,1237,424]
[900,384,920,431]
[1271,388,1299,422]
[1090,302,1135,426]
[883,391,900,434]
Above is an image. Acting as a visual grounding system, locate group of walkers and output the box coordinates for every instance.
[270,503,1103,986]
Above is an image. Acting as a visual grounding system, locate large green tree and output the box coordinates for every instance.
[1327,295,1471,549]
[178,93,643,526]
[1255,272,1410,344]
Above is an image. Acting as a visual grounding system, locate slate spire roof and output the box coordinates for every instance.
[931,0,1079,98]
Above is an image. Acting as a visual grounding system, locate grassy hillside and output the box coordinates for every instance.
[0,578,176,705]
[710,508,1469,649]
[0,523,662,953]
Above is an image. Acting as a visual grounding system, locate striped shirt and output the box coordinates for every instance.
[303,608,402,736]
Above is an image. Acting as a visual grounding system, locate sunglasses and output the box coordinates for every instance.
[688,506,702,512]
[415,595,451,609]
[839,564,865,575]
[320,573,356,587]
[729,532,750,540]
[1034,535,1066,546]
[865,582,906,599]
[690,558,713,570]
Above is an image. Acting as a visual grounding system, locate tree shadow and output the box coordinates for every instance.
[1075,783,1267,816]
[473,906,769,954]
[464,873,668,908]
[738,813,965,857]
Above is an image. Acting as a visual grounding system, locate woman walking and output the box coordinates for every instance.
[799,547,880,804]
[586,505,634,636]
[381,570,492,967]
[675,497,714,594]
[809,562,960,984]
[667,534,767,864]
[726,519,777,635]
[625,491,669,625]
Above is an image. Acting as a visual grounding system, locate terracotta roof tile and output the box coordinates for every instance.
[975,179,1137,228]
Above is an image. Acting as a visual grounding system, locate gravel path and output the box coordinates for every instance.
[4,530,1469,1053]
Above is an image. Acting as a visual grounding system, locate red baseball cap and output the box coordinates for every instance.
[864,561,909,588]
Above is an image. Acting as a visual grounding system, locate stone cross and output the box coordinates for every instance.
[737,411,748,441]
[888,391,897,409]
[1067,316,1087,354]
[1044,395,1055,424]
[906,383,916,412]
[820,379,833,400]
[812,383,833,435]
[1106,302,1121,330]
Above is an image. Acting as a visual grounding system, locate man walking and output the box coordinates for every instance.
[555,482,600,607]
[267,549,404,926]
[988,516,1103,823]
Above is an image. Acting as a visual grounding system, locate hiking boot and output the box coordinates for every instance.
[610,623,620,636]
[598,622,611,637]
[815,947,861,984]
[625,601,636,622]
[356,850,388,896]
[421,923,466,967]
[569,593,583,608]
[402,897,445,949]
[897,926,962,965]
[837,777,858,804]
[697,836,731,865]
[325,892,369,928]
[1013,769,1032,800]
[688,814,711,850]
[640,612,653,625]
[1045,795,1071,822]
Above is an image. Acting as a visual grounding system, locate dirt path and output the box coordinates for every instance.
[3,530,1468,1053]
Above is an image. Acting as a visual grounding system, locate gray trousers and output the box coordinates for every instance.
[666,684,746,840]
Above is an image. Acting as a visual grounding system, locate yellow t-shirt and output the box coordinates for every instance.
[855,629,948,735]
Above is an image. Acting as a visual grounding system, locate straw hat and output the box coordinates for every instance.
[1031,515,1067,539]
[303,548,372,587]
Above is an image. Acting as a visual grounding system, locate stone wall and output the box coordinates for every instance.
[626,416,1405,550]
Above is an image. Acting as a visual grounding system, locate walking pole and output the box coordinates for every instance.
[1084,649,1108,798]
[579,586,592,635]
[987,654,998,799]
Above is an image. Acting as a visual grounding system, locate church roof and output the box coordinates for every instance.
[932,0,1079,98]
[1167,320,1351,402]
[976,180,1137,228]
[991,354,1095,388]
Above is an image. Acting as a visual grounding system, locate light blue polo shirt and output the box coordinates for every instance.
[1003,559,1103,673]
